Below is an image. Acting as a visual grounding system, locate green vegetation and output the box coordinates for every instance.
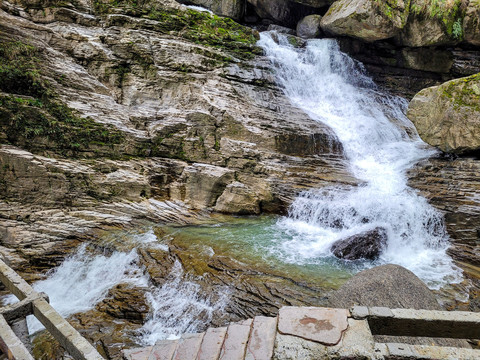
[410,0,466,39]
[94,0,261,59]
[0,38,124,157]
[375,0,412,27]
[442,73,480,111]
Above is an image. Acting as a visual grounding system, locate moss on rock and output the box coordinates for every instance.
[409,0,466,39]
[0,38,124,158]
[407,72,480,154]
[94,0,261,59]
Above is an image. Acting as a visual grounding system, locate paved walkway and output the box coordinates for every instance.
[123,306,480,360]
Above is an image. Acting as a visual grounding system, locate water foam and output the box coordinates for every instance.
[138,260,229,345]
[258,33,462,288]
[10,241,226,341]
[27,244,148,334]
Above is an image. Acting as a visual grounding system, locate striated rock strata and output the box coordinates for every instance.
[0,0,356,268]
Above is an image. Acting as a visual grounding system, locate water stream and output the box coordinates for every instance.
[258,32,463,289]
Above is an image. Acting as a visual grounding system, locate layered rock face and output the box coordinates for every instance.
[0,0,356,270]
[0,1,356,356]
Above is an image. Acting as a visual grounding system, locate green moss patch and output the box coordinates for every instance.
[94,0,260,59]
[410,0,466,39]
[0,38,124,157]
[441,73,480,111]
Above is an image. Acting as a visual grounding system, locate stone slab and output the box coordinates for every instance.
[350,306,369,320]
[369,307,393,318]
[197,327,227,360]
[273,333,328,360]
[385,342,415,358]
[149,340,178,360]
[278,307,348,346]
[245,316,277,360]
[331,318,375,358]
[410,344,480,360]
[370,308,480,339]
[173,333,204,360]
[124,346,154,360]
[219,319,253,360]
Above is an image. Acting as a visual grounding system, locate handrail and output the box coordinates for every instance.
[0,259,104,360]
[351,305,480,339]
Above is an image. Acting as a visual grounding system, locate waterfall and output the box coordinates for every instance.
[258,32,462,288]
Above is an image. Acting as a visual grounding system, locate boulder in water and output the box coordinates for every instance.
[330,227,387,260]
[296,14,323,39]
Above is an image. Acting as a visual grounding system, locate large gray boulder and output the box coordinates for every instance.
[327,264,470,348]
[398,15,458,47]
[296,14,323,39]
[407,73,480,154]
[396,0,465,47]
[328,264,441,310]
[320,0,410,42]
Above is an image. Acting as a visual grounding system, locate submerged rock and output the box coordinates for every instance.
[407,73,480,154]
[330,227,387,260]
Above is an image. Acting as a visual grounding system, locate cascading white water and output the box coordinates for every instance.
[138,260,229,345]
[258,32,463,288]
[1,238,228,343]
[25,244,148,334]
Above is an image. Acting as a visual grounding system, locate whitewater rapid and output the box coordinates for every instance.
[258,32,462,288]
[1,239,226,344]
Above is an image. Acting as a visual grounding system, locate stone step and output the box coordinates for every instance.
[123,306,480,360]
[173,333,204,360]
[245,316,277,360]
[219,319,253,360]
[196,327,228,360]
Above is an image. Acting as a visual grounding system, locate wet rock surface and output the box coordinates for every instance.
[408,156,480,312]
[0,0,356,274]
[330,227,387,261]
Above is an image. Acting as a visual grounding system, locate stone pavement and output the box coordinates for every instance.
[123,306,480,360]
